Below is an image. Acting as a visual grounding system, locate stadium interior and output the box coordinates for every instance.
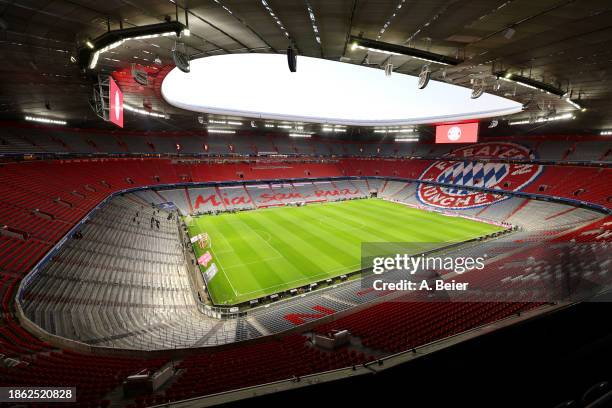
[0,1,611,407]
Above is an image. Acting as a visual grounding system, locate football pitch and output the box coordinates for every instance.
[184,199,503,305]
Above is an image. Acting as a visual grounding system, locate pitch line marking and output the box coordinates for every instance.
[222,255,283,270]
[194,217,242,299]
[206,244,239,299]
[233,262,363,298]
[240,223,285,259]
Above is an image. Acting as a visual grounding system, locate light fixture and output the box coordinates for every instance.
[182,28,190,37]
[355,44,401,56]
[305,1,321,44]
[350,36,462,66]
[509,112,574,126]
[124,103,168,118]
[376,0,406,40]
[374,128,414,134]
[502,27,516,40]
[205,119,242,126]
[565,98,586,112]
[322,126,347,133]
[79,21,184,70]
[496,71,566,97]
[212,0,239,17]
[395,136,419,142]
[25,116,67,125]
[207,128,236,134]
[260,0,290,39]
[600,130,612,136]
[289,133,312,138]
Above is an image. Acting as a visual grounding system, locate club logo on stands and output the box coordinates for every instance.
[416,142,543,209]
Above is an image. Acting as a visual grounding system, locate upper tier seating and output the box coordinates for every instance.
[2,123,610,162]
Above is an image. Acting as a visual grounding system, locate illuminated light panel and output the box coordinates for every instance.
[208,120,242,126]
[305,1,321,44]
[260,0,290,38]
[124,104,168,119]
[374,128,414,134]
[25,116,67,125]
[322,126,347,133]
[207,128,236,134]
[565,98,586,111]
[356,45,401,56]
[162,54,522,126]
[89,32,177,69]
[508,113,575,126]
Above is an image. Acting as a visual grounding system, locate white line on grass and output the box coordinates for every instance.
[248,228,285,259]
[234,262,362,298]
[222,255,283,270]
[206,240,239,299]
[193,218,240,300]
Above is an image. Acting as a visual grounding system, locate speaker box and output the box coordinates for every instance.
[287,46,297,72]
[417,66,431,89]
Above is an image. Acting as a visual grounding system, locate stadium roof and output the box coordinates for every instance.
[0,0,611,136]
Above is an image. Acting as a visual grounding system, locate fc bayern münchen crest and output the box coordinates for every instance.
[417,142,543,210]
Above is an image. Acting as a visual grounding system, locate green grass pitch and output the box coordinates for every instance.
[184,199,503,306]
